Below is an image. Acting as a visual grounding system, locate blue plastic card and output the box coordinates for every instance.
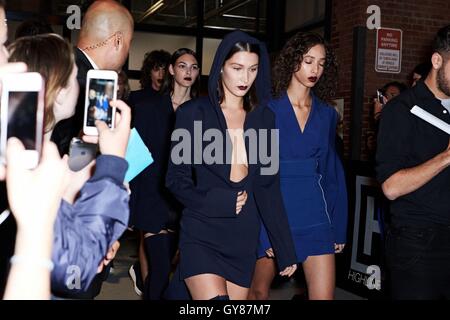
[124,128,153,182]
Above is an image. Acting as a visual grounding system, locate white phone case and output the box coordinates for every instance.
[0,72,44,168]
[83,69,118,136]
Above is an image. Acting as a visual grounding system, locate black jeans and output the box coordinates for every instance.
[385,223,450,299]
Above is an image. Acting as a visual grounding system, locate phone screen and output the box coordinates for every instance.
[7,91,38,150]
[86,78,115,128]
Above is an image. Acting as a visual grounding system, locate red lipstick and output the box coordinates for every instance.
[308,77,317,83]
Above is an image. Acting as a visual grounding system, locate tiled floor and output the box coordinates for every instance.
[96,231,364,300]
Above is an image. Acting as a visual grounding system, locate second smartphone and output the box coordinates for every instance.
[0,72,45,169]
[83,69,118,136]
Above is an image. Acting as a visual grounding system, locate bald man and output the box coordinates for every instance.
[51,0,134,156]
[50,1,133,300]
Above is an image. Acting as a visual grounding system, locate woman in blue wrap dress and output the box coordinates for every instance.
[249,32,348,300]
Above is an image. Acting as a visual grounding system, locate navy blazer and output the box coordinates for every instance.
[166,30,297,271]
[129,94,181,232]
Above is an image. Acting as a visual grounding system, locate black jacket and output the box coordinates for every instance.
[376,80,450,226]
[166,30,297,271]
[129,94,180,232]
[51,48,93,155]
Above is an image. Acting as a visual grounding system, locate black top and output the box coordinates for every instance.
[51,48,93,155]
[376,80,450,226]
[128,87,159,127]
[129,94,180,232]
[128,88,159,108]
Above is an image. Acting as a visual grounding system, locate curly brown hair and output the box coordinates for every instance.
[272,32,338,103]
[140,49,171,89]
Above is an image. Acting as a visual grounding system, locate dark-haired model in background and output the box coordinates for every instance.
[128,49,171,113]
[166,30,297,300]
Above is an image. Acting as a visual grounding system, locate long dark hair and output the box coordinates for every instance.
[218,42,260,113]
[160,48,200,99]
[272,32,338,103]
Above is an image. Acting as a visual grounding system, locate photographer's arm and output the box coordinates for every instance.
[4,139,68,300]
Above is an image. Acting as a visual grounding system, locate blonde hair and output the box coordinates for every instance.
[8,33,75,132]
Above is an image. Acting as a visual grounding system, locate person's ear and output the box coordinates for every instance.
[431,52,443,70]
[169,64,175,76]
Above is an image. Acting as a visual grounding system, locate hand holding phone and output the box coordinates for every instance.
[68,137,98,171]
[0,72,44,169]
[83,70,118,136]
[6,138,67,229]
[376,90,386,105]
[0,62,28,180]
[64,139,97,203]
[82,100,131,158]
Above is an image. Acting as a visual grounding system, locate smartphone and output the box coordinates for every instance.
[83,70,118,136]
[68,138,98,172]
[0,72,44,169]
[376,90,385,104]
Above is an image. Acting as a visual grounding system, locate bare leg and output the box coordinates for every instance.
[227,281,250,300]
[185,274,228,300]
[302,254,335,300]
[247,257,276,300]
[139,231,148,281]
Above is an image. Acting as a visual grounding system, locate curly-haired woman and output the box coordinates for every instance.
[248,32,348,300]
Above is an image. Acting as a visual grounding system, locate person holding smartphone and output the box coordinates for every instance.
[6,33,132,299]
[373,82,407,121]
[8,34,78,142]
[51,0,134,156]
[366,81,407,161]
[2,137,68,300]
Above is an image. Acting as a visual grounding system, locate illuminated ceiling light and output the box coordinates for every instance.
[138,0,165,23]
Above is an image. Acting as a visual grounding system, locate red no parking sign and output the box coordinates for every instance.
[375,28,402,73]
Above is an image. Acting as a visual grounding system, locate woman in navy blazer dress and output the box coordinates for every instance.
[249,32,348,300]
[166,30,298,300]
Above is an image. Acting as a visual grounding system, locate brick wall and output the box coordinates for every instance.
[331,0,450,160]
